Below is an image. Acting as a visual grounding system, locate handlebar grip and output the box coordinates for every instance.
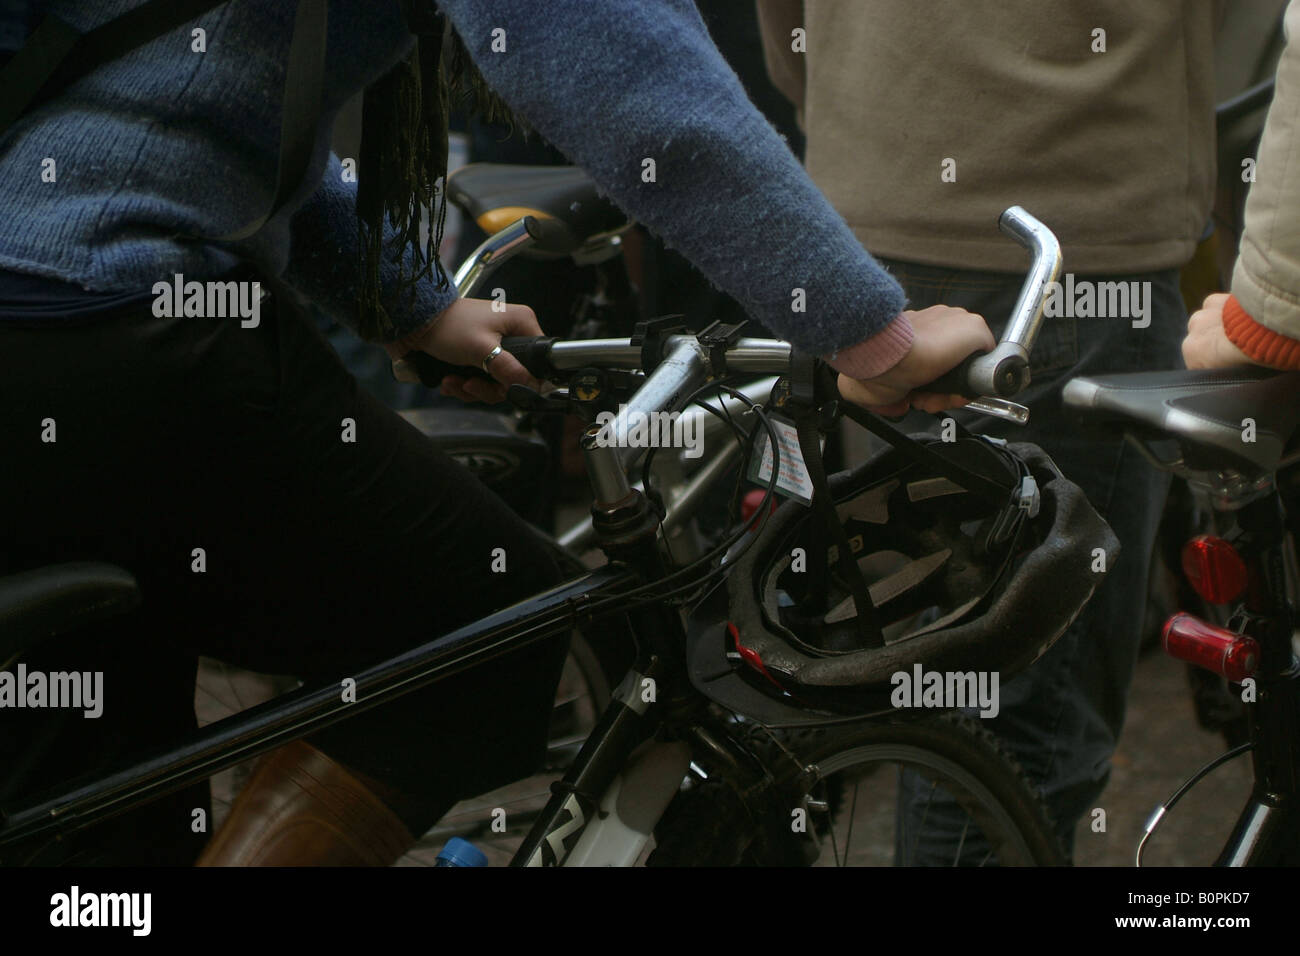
[397,351,488,387]
[918,351,987,399]
[499,335,555,378]
[524,216,581,256]
[394,337,556,388]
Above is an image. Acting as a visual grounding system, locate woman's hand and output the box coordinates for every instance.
[384,298,544,404]
[1182,293,1254,370]
[837,305,996,416]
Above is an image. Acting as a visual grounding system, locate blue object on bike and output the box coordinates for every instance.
[435,837,489,867]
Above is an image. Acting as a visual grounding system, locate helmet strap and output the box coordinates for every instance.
[837,400,1011,507]
[789,354,885,649]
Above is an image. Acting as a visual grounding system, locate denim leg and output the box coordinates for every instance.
[875,257,1184,862]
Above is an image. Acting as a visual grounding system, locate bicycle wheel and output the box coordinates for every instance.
[397,626,628,866]
[197,626,629,866]
[649,712,1064,866]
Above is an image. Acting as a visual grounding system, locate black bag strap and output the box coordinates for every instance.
[0,1,231,135]
[221,2,327,241]
[0,0,327,243]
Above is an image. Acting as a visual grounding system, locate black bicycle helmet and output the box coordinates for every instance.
[725,435,1118,706]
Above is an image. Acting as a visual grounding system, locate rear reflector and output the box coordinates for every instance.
[727,621,784,688]
[1162,612,1260,683]
[1180,535,1248,605]
[740,489,777,529]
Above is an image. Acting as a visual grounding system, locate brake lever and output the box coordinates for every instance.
[506,384,570,415]
[964,397,1029,425]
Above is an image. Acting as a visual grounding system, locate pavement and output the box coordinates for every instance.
[1073,646,1252,867]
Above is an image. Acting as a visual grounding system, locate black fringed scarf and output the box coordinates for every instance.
[355,2,513,340]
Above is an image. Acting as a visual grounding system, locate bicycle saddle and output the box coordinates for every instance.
[1063,368,1300,474]
[447,163,630,242]
[0,562,141,661]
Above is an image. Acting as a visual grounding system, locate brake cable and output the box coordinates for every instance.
[573,387,785,618]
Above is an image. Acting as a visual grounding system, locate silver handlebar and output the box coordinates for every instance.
[453,217,535,298]
[963,205,1063,397]
[454,205,1063,505]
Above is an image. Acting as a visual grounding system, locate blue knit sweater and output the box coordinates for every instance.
[0,0,906,364]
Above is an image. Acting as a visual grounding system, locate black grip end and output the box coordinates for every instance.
[921,352,986,399]
[524,216,580,255]
[499,336,555,379]
[988,355,1029,397]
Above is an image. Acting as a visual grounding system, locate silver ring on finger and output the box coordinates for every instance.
[481,344,504,372]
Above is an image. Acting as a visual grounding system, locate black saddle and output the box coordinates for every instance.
[1063,368,1300,474]
[447,163,629,244]
[0,562,141,662]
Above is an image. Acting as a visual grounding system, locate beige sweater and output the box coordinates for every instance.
[757,1,1220,274]
[1231,0,1300,338]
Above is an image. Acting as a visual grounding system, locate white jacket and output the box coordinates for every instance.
[1233,1,1300,336]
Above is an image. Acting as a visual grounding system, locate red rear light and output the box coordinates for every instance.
[1162,612,1260,683]
[1180,535,1248,605]
[740,489,777,530]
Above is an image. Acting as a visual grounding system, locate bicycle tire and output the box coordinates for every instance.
[648,711,1065,867]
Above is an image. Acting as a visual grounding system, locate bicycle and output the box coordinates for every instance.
[1064,365,1300,865]
[0,205,1093,867]
[196,166,750,862]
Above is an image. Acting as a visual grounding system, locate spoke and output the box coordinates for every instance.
[194,680,240,714]
[220,662,249,712]
[907,776,939,866]
[952,812,971,866]
[842,777,861,867]
[826,783,843,868]
[552,690,591,709]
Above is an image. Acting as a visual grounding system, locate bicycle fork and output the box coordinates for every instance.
[512,467,693,867]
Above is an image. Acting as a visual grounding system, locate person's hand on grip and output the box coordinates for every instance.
[837,305,996,416]
[384,298,543,403]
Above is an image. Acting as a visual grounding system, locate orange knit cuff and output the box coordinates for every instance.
[1222,295,1300,371]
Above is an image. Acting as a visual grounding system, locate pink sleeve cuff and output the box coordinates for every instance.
[824,313,915,379]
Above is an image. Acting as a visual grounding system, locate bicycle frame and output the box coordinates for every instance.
[1211,484,1300,865]
[2,205,1065,866]
[0,563,637,851]
[1133,440,1300,866]
[0,334,791,865]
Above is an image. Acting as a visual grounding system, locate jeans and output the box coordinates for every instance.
[875,257,1184,863]
[0,279,570,863]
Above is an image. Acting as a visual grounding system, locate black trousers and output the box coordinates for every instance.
[0,285,570,862]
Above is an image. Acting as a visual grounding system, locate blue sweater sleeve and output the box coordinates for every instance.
[282,152,459,341]
[436,0,906,356]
